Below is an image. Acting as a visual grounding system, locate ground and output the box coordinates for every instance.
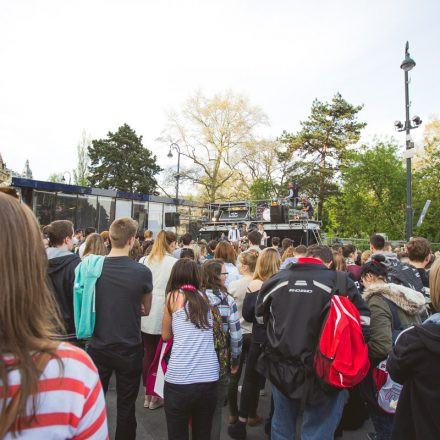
[106,377,373,439]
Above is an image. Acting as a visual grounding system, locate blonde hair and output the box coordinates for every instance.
[430,258,440,311]
[83,233,108,258]
[254,248,281,282]
[361,250,371,265]
[281,247,295,262]
[147,230,177,262]
[238,249,258,273]
[0,193,63,431]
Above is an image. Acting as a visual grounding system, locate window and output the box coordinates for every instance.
[163,204,177,231]
[115,199,132,220]
[77,195,98,230]
[33,191,56,226]
[148,202,163,236]
[54,193,77,224]
[97,196,115,232]
[133,201,148,232]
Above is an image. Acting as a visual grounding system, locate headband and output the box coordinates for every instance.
[179,284,197,292]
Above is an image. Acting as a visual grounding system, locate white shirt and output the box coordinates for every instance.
[259,229,268,246]
[228,228,240,242]
[141,254,177,334]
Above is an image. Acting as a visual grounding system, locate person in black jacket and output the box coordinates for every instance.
[228,248,281,440]
[387,258,440,440]
[255,244,370,440]
[43,220,81,345]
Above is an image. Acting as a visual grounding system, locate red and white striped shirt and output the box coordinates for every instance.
[1,343,108,439]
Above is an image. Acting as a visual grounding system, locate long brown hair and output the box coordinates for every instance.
[166,259,211,329]
[148,230,177,262]
[201,259,226,293]
[0,193,63,430]
[254,248,281,282]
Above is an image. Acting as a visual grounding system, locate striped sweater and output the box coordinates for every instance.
[1,343,108,439]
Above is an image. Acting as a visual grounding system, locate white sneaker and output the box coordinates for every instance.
[259,389,266,397]
[144,396,151,408]
[238,385,243,393]
[149,397,164,410]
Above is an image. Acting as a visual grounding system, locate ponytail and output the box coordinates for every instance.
[147,230,177,262]
[360,254,388,280]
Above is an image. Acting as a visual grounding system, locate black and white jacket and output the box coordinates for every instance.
[255,258,370,403]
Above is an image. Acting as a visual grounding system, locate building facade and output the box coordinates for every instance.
[12,177,205,236]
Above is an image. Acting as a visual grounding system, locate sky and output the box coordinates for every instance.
[0,0,439,182]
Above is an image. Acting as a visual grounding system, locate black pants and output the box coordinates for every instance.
[164,381,218,440]
[88,344,143,440]
[228,333,252,417]
[238,341,265,419]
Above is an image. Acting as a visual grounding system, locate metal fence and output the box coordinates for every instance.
[323,236,440,252]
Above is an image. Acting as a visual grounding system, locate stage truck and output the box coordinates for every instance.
[197,200,322,246]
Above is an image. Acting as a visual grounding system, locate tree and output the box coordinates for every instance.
[280,93,366,219]
[47,172,64,183]
[164,90,268,202]
[412,117,440,241]
[73,129,91,186]
[332,140,406,239]
[88,124,162,194]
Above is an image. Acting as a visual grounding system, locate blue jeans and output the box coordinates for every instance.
[271,386,347,440]
[369,408,394,440]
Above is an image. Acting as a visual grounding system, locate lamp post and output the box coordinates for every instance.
[167,142,181,200]
[62,171,72,185]
[394,42,422,241]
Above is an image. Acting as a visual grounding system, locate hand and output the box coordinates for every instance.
[230,364,239,375]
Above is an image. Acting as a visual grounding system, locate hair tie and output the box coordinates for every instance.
[179,284,197,292]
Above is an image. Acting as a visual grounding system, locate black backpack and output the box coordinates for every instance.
[386,259,424,293]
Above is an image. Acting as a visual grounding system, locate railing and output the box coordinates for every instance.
[324,236,440,252]
[206,197,320,223]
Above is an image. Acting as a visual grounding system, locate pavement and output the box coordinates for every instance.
[106,376,373,439]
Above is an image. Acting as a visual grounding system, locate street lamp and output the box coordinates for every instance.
[62,171,72,185]
[394,42,422,241]
[167,142,181,200]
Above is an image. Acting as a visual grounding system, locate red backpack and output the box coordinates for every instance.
[314,272,370,388]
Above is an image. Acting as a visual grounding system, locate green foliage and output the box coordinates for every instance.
[73,129,91,186]
[47,172,64,183]
[279,93,366,219]
[88,124,162,194]
[329,140,406,239]
[249,178,274,200]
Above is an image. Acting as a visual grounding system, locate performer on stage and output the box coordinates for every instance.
[257,223,268,247]
[284,182,299,208]
[301,197,314,219]
[228,223,241,243]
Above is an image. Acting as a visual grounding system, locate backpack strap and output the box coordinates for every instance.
[332,270,347,296]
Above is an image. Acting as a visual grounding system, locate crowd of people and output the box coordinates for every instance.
[1,189,440,440]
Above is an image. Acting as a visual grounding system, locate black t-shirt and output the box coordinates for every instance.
[90,256,153,349]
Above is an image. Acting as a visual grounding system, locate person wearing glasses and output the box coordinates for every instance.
[202,259,242,440]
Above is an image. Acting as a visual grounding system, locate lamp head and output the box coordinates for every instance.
[401,41,416,72]
[167,150,173,158]
[394,121,404,130]
[412,115,422,127]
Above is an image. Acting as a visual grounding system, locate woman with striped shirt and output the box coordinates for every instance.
[0,192,108,439]
[162,258,219,439]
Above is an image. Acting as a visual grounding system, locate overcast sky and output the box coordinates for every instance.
[0,0,439,181]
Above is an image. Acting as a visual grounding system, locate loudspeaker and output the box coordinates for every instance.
[165,212,180,227]
[270,205,287,224]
